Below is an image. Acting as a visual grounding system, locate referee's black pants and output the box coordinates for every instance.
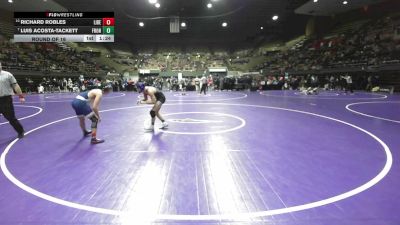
[346,83,354,93]
[200,84,207,95]
[0,96,24,135]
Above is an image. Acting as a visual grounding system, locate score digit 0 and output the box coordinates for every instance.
[102,18,115,26]
[102,26,114,34]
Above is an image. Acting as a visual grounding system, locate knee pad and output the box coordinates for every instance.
[150,110,156,118]
[89,116,98,128]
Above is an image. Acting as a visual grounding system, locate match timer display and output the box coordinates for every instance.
[14,12,115,42]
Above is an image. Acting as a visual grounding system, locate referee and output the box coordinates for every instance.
[0,62,25,138]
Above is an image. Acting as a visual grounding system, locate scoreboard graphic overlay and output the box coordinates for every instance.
[14,12,114,42]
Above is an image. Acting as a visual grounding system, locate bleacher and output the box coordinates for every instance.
[0,21,13,38]
[0,7,399,93]
[325,19,370,37]
[0,9,13,38]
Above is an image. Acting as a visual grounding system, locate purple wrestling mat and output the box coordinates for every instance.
[1,90,399,225]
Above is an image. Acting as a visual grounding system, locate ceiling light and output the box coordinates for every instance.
[222,22,227,27]
[139,22,144,27]
[343,1,348,4]
[181,22,186,27]
[8,0,13,3]
[272,15,279,21]
[155,3,160,8]
[207,3,212,8]
[148,0,157,4]
[260,26,264,30]
[313,0,318,2]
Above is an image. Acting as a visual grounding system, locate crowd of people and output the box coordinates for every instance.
[1,14,398,82]
[17,75,125,94]
[0,38,108,74]
[255,16,400,73]
[0,13,398,96]
[141,73,382,93]
[12,71,384,96]
[133,52,228,72]
[137,75,253,93]
[116,16,400,75]
[251,73,382,92]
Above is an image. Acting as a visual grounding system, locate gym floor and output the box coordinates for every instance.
[0,90,399,225]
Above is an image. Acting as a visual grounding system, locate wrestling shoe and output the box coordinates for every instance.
[83,130,92,137]
[91,138,105,144]
[161,122,168,129]
[18,132,24,139]
[144,125,154,131]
